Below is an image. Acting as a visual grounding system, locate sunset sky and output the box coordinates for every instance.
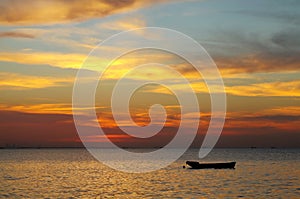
[0,0,299,148]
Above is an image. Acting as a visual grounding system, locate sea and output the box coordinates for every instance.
[0,148,299,198]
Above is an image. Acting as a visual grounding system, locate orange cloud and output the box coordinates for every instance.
[226,80,300,97]
[0,104,73,115]
[142,78,300,97]
[262,106,300,116]
[0,51,88,69]
[0,0,169,25]
[97,109,181,129]
[0,103,109,116]
[0,72,73,89]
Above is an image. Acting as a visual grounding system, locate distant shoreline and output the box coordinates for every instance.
[0,146,299,149]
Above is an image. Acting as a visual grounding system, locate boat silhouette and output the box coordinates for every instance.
[186,161,236,169]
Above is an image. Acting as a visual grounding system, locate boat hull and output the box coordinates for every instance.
[186,161,236,169]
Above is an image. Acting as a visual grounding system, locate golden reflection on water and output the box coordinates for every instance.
[0,149,299,198]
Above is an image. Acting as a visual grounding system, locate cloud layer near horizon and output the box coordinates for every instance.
[1,109,299,148]
[0,0,168,25]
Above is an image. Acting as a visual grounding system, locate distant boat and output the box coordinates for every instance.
[186,161,236,169]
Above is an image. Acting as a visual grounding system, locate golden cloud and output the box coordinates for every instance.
[0,46,180,71]
[0,0,169,25]
[0,103,108,116]
[0,51,87,69]
[226,80,300,97]
[0,72,73,89]
[140,78,300,97]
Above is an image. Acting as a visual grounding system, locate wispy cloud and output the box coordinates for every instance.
[0,51,87,69]
[0,0,169,25]
[0,31,35,38]
[98,17,146,31]
[0,103,73,114]
[226,80,300,97]
[0,72,73,89]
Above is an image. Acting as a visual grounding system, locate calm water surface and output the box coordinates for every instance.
[0,148,299,198]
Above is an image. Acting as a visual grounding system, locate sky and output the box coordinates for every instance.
[0,0,299,148]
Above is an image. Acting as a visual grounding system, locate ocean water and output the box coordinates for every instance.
[0,148,299,198]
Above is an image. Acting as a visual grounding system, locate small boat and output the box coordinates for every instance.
[186,161,236,169]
